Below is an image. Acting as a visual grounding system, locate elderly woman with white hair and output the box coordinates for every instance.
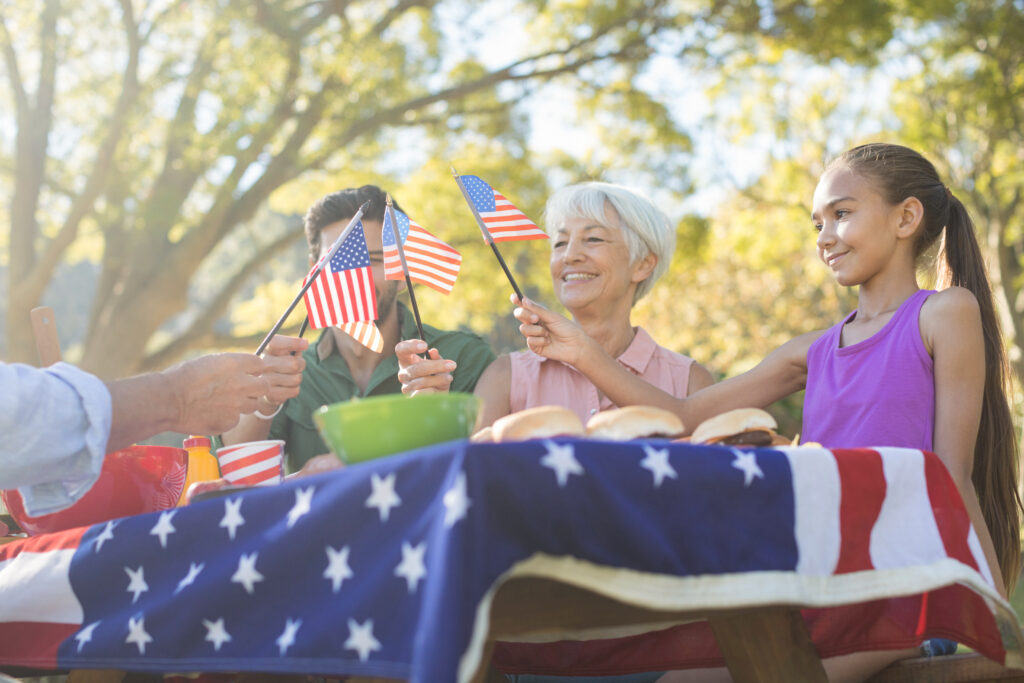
[397,181,714,427]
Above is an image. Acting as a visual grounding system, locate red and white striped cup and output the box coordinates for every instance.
[215,440,285,487]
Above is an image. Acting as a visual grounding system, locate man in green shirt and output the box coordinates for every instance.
[221,186,495,472]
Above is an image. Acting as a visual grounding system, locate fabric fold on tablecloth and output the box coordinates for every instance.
[0,441,1018,682]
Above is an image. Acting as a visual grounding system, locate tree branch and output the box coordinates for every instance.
[140,0,190,44]
[139,25,224,236]
[15,0,143,306]
[326,12,663,153]
[35,0,59,123]
[178,49,304,258]
[203,82,332,252]
[369,0,435,36]
[297,0,355,37]
[141,224,305,370]
[0,11,29,115]
[6,0,60,286]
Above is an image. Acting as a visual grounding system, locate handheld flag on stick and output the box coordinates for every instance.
[382,205,462,295]
[255,202,369,356]
[302,220,378,329]
[451,169,547,300]
[383,196,427,342]
[453,173,548,242]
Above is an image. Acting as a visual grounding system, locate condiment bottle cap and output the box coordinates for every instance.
[184,436,211,449]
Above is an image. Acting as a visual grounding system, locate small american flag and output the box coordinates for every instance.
[382,209,461,295]
[302,221,378,330]
[457,175,548,243]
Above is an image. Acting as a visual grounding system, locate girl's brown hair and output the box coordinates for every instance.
[834,142,1022,590]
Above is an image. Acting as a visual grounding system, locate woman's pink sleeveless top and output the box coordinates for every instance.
[509,327,696,425]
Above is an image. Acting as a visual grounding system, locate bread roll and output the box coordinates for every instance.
[470,426,494,443]
[691,408,779,445]
[585,405,684,440]
[492,406,584,442]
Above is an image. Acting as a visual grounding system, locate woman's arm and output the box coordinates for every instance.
[686,362,716,396]
[923,287,1007,597]
[514,296,817,431]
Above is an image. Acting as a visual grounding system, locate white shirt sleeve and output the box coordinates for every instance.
[0,362,112,516]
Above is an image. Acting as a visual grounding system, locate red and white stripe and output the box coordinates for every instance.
[479,194,548,243]
[493,447,1008,676]
[339,321,383,353]
[303,266,377,329]
[786,447,988,578]
[0,529,87,667]
[215,441,284,487]
[384,223,461,294]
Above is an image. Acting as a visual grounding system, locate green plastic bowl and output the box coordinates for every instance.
[313,392,481,464]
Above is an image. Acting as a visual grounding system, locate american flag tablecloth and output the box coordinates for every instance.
[0,441,1020,681]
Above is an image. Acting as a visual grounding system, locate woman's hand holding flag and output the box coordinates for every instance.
[512,295,595,368]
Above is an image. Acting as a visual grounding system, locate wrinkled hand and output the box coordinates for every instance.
[164,353,270,434]
[396,339,457,396]
[513,295,591,366]
[256,334,308,414]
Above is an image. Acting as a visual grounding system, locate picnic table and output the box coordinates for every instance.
[0,439,1020,682]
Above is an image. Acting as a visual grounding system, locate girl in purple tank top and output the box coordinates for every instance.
[517,144,1022,682]
[800,144,1021,606]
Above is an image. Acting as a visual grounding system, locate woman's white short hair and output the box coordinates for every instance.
[544,182,675,304]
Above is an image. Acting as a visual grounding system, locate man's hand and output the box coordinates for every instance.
[396,339,457,396]
[163,353,270,435]
[255,335,308,415]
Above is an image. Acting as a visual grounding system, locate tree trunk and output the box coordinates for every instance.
[78,251,191,379]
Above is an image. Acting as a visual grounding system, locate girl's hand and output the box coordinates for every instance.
[396,339,456,396]
[512,295,591,367]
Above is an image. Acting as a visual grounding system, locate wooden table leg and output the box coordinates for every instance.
[710,608,827,683]
[468,638,508,683]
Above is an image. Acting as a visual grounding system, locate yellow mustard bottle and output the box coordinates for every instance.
[177,435,221,506]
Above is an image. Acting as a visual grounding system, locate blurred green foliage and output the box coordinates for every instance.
[2,1,1023,445]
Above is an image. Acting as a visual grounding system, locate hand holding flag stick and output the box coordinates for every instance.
[451,167,548,300]
[384,195,427,343]
[255,202,370,356]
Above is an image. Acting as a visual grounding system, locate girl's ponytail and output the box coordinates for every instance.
[939,192,1023,590]
[836,143,1022,590]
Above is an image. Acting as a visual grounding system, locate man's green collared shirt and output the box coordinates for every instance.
[270,304,495,471]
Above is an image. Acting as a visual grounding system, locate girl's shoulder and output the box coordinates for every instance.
[920,287,982,354]
[920,286,980,321]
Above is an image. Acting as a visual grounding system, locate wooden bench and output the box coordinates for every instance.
[868,652,1024,682]
[59,651,1024,683]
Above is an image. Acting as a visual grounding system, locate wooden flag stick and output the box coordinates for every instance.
[255,202,370,356]
[451,166,525,301]
[385,195,427,342]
